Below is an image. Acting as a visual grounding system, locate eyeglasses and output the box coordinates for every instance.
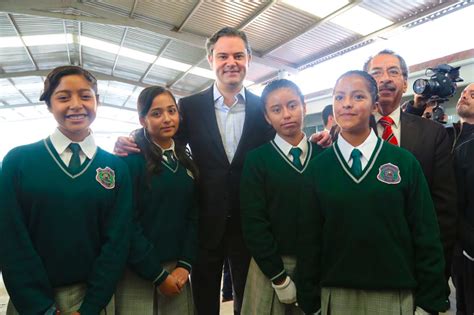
[369,68,403,78]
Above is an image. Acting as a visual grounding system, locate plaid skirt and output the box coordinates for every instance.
[115,262,195,315]
[241,256,304,315]
[7,282,114,315]
[321,287,414,315]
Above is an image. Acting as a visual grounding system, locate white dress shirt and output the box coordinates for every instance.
[374,106,401,146]
[213,84,246,163]
[337,129,378,170]
[154,140,177,163]
[50,128,96,166]
[273,133,308,165]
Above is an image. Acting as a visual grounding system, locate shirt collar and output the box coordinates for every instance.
[50,128,97,159]
[154,139,176,155]
[374,106,401,128]
[213,83,246,105]
[337,129,378,163]
[274,133,308,157]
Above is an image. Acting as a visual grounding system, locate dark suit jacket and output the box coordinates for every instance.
[398,112,458,272]
[176,86,274,249]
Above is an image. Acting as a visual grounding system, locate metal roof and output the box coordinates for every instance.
[0,0,471,112]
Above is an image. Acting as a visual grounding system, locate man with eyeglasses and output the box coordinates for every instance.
[363,50,457,311]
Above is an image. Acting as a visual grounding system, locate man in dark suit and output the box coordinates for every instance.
[363,50,457,292]
[175,27,274,315]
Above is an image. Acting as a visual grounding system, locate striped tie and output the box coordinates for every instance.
[379,116,399,146]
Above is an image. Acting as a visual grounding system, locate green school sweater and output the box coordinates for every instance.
[240,140,323,282]
[297,139,448,313]
[0,138,132,315]
[122,153,198,285]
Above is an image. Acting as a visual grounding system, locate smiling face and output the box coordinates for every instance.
[264,87,306,145]
[366,54,407,116]
[333,74,376,138]
[207,36,251,91]
[140,92,180,149]
[49,74,97,142]
[457,83,474,123]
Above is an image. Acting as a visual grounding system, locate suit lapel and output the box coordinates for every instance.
[200,87,228,164]
[400,112,418,152]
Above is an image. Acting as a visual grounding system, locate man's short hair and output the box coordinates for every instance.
[206,27,252,56]
[363,49,409,80]
[322,104,333,126]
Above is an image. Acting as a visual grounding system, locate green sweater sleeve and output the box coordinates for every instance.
[0,150,55,315]
[295,168,322,314]
[79,161,133,314]
[177,188,198,272]
[407,158,449,312]
[240,152,286,282]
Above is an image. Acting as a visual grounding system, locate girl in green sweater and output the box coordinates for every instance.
[0,66,133,315]
[115,86,199,315]
[297,70,447,315]
[240,79,323,315]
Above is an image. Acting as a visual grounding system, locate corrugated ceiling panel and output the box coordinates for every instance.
[134,0,198,28]
[82,1,130,18]
[82,48,116,75]
[82,23,125,44]
[360,0,442,22]
[243,3,317,53]
[102,80,136,106]
[11,14,63,35]
[268,22,360,66]
[172,73,210,92]
[122,87,144,110]
[162,41,206,65]
[247,62,276,82]
[183,1,265,36]
[196,59,211,70]
[123,28,169,55]
[28,45,69,70]
[0,14,17,36]
[0,47,35,72]
[143,66,182,86]
[113,57,150,81]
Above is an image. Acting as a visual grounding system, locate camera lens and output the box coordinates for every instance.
[413,79,428,95]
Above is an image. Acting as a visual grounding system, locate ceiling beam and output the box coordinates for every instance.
[129,0,139,18]
[175,0,203,32]
[262,0,362,56]
[238,0,277,30]
[63,20,71,64]
[6,13,39,70]
[8,78,33,104]
[167,56,206,89]
[121,85,138,107]
[112,27,128,76]
[78,21,83,66]
[0,0,298,73]
[139,39,172,83]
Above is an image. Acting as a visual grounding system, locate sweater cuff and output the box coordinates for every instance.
[270,269,287,284]
[153,269,169,286]
[176,260,192,272]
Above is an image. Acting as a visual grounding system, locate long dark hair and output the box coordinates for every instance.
[134,86,199,182]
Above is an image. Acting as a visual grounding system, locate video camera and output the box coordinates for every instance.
[412,64,463,123]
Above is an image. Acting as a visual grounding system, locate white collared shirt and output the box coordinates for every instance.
[213,83,246,163]
[337,130,378,170]
[50,128,97,166]
[374,106,401,146]
[273,133,308,165]
[154,140,177,163]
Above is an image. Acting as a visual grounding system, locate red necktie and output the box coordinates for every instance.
[379,116,399,146]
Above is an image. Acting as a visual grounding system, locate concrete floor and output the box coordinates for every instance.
[0,274,455,315]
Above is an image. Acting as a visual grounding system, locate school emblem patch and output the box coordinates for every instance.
[377,163,401,184]
[96,167,115,189]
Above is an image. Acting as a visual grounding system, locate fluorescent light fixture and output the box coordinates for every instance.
[282,0,349,18]
[155,57,191,72]
[189,67,215,80]
[120,46,155,63]
[81,36,120,55]
[23,34,73,46]
[0,36,23,48]
[330,6,393,36]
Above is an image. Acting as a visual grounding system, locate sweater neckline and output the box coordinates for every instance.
[44,137,96,179]
[333,137,383,184]
[270,139,313,174]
